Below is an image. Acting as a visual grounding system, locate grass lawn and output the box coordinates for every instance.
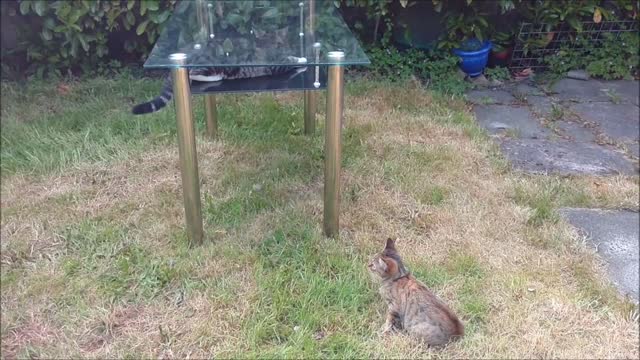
[1,74,638,358]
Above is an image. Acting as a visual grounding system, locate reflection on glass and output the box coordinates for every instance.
[144,0,369,68]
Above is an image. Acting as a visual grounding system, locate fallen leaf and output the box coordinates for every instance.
[593,8,602,23]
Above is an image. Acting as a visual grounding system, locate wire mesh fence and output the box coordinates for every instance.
[510,20,639,71]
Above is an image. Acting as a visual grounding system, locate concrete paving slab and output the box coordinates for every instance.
[626,142,640,158]
[556,121,597,142]
[474,105,551,139]
[471,79,638,176]
[527,95,557,119]
[569,102,640,142]
[466,89,516,105]
[511,82,546,97]
[500,138,638,175]
[599,80,640,106]
[559,208,639,302]
[551,78,612,102]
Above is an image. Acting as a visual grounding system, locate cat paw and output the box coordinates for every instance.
[287,56,307,64]
[190,74,223,82]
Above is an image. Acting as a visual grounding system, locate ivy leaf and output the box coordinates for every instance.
[400,0,409,7]
[432,0,443,13]
[19,0,31,15]
[150,10,170,24]
[473,27,483,41]
[126,11,135,26]
[147,29,156,43]
[227,13,243,26]
[146,1,159,11]
[78,34,89,52]
[567,17,582,32]
[70,38,79,57]
[55,2,70,18]
[33,1,46,16]
[41,28,53,41]
[136,19,150,35]
[97,45,108,57]
[44,18,55,29]
[127,0,135,11]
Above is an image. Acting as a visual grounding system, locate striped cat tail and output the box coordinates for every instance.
[131,76,173,115]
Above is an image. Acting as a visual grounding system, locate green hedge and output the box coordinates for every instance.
[1,0,176,78]
[1,0,638,80]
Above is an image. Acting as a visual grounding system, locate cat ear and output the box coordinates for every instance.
[385,238,396,251]
[377,258,388,271]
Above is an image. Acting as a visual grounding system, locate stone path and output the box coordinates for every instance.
[467,79,639,175]
[559,208,639,302]
[468,78,639,302]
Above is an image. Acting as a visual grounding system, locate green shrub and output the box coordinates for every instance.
[485,66,511,82]
[336,0,401,45]
[366,46,423,80]
[419,53,471,95]
[584,32,639,79]
[365,46,470,96]
[543,32,639,80]
[2,0,176,78]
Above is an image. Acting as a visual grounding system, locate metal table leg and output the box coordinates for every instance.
[204,94,218,139]
[304,91,317,135]
[324,51,345,237]
[171,58,204,245]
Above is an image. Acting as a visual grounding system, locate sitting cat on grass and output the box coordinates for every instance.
[368,238,464,347]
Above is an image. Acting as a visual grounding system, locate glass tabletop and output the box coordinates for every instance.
[144,0,370,68]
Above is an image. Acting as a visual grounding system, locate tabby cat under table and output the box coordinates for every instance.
[132,55,307,115]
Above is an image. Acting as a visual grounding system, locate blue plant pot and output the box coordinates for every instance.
[452,40,492,77]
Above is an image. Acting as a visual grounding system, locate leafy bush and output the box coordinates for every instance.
[439,5,490,51]
[485,66,511,81]
[3,0,636,81]
[366,46,424,79]
[584,32,639,79]
[518,0,607,33]
[543,32,639,80]
[2,0,176,78]
[365,46,470,96]
[336,0,414,45]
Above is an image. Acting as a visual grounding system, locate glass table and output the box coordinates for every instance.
[144,0,369,244]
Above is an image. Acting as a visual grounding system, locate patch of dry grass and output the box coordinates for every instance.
[1,79,638,358]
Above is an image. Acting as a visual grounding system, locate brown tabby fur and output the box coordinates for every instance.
[368,238,464,346]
